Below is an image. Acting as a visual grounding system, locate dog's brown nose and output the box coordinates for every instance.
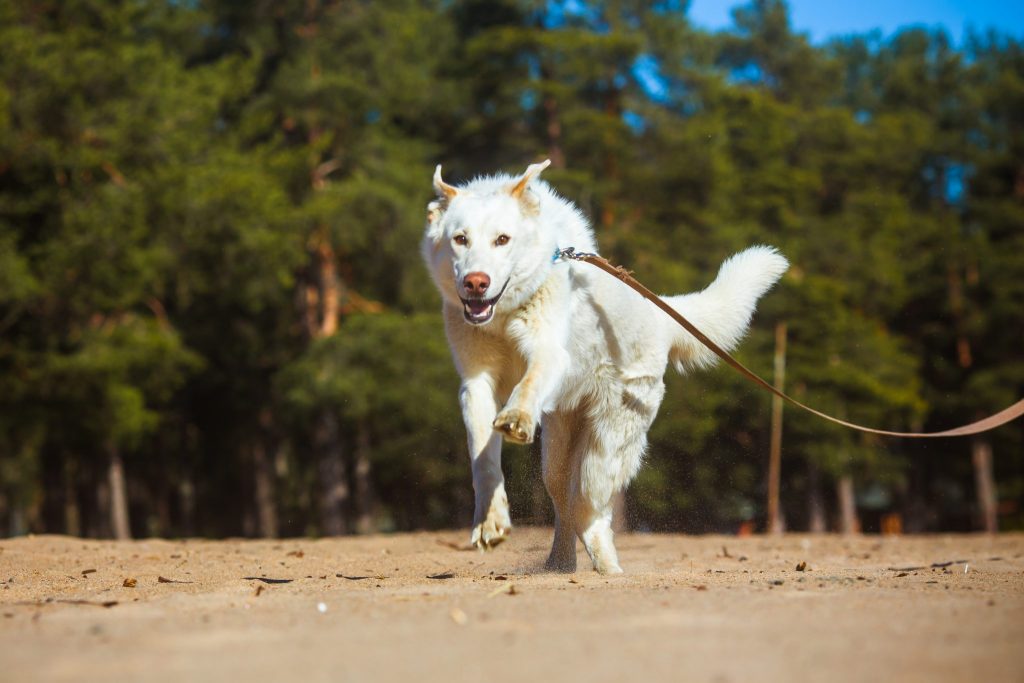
[463,272,491,296]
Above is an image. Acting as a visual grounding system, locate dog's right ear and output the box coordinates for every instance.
[433,165,459,202]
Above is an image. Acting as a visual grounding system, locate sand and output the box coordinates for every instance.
[1,529,1022,683]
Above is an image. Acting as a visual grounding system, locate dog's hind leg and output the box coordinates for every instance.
[572,444,623,575]
[573,377,664,574]
[541,409,580,572]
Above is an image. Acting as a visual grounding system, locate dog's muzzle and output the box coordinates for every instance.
[459,278,509,325]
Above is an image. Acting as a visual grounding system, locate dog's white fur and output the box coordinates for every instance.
[421,161,788,574]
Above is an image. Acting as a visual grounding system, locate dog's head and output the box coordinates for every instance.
[421,160,555,326]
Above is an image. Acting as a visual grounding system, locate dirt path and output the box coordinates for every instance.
[1,530,1022,683]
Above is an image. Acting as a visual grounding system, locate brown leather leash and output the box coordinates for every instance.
[558,248,1024,438]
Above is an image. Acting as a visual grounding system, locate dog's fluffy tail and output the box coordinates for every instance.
[664,246,788,373]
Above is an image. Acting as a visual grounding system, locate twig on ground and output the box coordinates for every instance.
[886,560,969,571]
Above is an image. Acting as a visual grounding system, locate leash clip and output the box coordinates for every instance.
[555,246,599,262]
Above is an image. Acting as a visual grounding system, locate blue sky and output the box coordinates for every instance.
[688,0,1024,43]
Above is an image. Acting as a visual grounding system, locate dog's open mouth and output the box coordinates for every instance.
[460,278,509,325]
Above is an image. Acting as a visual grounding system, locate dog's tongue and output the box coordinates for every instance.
[466,300,489,314]
[463,298,494,323]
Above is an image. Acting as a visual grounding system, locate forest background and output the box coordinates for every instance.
[0,0,1021,540]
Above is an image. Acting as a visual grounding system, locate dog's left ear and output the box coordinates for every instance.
[508,159,551,201]
[426,199,444,225]
[426,165,457,242]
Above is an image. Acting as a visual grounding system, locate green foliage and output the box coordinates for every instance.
[0,0,1020,537]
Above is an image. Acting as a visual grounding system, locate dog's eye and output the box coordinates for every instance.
[494,234,510,246]
[453,234,468,246]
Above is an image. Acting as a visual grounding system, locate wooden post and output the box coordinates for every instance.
[107,443,131,540]
[837,475,858,534]
[767,321,787,534]
[972,438,998,532]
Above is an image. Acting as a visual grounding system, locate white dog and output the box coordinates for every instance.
[421,160,788,574]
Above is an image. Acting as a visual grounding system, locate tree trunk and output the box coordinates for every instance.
[94,462,110,538]
[316,410,349,535]
[837,475,858,534]
[64,457,81,537]
[354,420,374,534]
[946,263,973,369]
[107,443,131,540]
[250,409,280,538]
[767,321,787,534]
[42,446,65,533]
[972,438,997,533]
[316,237,340,337]
[155,489,172,538]
[253,440,279,538]
[304,219,350,536]
[9,505,27,537]
[540,61,565,170]
[806,461,827,533]
[301,226,344,341]
[598,83,622,233]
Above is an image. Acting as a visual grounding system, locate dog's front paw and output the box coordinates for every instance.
[493,408,536,444]
[471,495,512,550]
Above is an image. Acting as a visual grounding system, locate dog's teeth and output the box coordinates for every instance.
[463,301,493,323]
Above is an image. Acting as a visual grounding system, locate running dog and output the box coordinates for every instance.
[421,160,788,573]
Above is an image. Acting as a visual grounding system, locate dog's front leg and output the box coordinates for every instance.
[492,349,567,445]
[460,376,511,549]
[492,278,571,445]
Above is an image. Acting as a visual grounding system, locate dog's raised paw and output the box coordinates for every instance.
[492,408,535,444]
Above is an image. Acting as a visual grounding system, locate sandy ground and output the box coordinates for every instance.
[1,529,1022,683]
